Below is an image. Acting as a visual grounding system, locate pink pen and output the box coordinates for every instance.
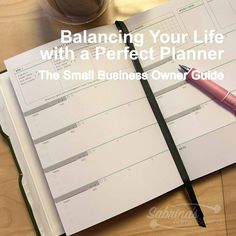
[179,65,236,114]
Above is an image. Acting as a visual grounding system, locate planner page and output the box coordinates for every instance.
[5,24,183,235]
[124,0,236,181]
[0,72,64,236]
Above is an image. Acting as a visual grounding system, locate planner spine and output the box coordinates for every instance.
[115,21,205,227]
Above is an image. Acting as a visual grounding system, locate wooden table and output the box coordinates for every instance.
[0,0,235,235]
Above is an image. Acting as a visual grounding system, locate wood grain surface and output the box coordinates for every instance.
[0,0,235,235]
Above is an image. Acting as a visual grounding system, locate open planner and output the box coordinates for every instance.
[1,0,236,235]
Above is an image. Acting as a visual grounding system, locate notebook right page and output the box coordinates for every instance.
[124,0,236,180]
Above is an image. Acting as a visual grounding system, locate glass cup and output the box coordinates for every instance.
[39,0,110,25]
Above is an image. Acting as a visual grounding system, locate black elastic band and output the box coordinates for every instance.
[115,20,205,227]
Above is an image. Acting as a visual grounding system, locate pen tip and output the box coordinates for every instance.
[178,64,190,73]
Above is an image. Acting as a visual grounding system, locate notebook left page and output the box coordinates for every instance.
[5,24,183,235]
[0,72,64,236]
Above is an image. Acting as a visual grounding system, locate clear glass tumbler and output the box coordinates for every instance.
[39,0,110,25]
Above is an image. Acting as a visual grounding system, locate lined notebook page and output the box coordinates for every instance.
[5,24,182,235]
